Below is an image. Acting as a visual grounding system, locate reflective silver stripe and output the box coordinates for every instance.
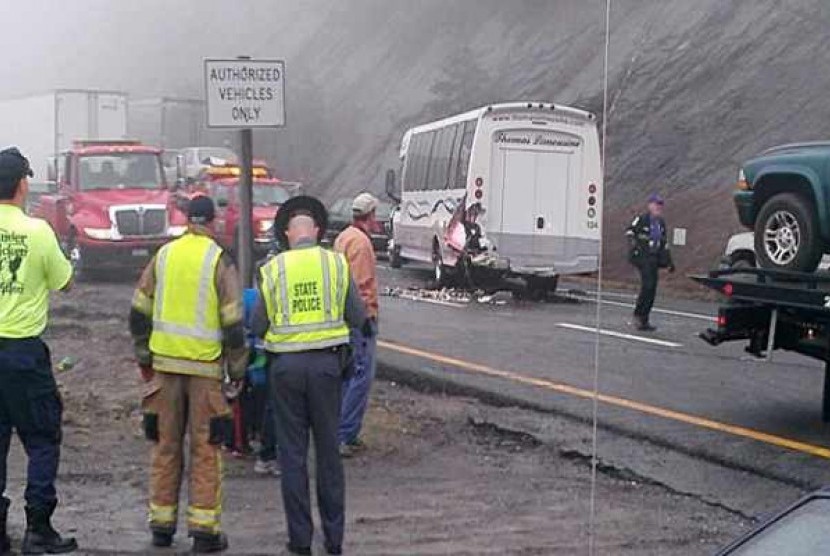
[276,255,290,326]
[264,336,349,353]
[153,245,170,318]
[333,253,345,316]
[263,263,278,323]
[195,243,221,328]
[152,321,222,341]
[269,320,347,334]
[320,250,333,321]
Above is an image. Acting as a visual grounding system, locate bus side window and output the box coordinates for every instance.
[409,133,427,192]
[427,127,452,191]
[455,120,476,189]
[445,123,462,190]
[420,131,438,191]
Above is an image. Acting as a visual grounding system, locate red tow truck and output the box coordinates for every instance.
[188,160,298,255]
[34,140,187,276]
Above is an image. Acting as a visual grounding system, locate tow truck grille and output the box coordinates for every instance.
[114,208,167,237]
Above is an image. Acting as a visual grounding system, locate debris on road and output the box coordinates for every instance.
[381,286,515,306]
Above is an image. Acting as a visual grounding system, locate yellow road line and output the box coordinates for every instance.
[378,339,830,459]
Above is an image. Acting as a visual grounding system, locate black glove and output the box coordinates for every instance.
[361,318,375,338]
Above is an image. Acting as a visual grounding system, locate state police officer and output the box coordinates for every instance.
[0,147,77,555]
[626,193,675,331]
[252,196,367,556]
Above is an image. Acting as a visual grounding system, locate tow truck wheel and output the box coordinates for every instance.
[755,193,822,272]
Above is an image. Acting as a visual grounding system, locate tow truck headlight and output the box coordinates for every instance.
[258,220,274,233]
[84,227,114,240]
[737,169,750,190]
[167,225,187,237]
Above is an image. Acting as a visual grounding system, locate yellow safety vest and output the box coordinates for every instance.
[260,246,350,353]
[149,233,224,378]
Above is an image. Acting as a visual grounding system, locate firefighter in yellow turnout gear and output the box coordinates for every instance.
[129,196,247,553]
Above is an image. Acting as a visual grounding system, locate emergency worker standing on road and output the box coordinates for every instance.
[334,192,379,457]
[0,147,77,555]
[129,195,247,553]
[252,196,368,556]
[626,193,675,331]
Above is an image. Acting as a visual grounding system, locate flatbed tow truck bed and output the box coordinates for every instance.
[692,267,830,421]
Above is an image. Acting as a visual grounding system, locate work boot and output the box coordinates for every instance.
[151,529,174,548]
[191,532,228,553]
[1,497,10,556]
[21,502,77,554]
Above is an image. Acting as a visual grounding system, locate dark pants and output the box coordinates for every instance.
[269,350,344,549]
[0,338,62,510]
[634,256,659,321]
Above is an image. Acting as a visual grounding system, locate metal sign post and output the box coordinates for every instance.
[239,128,254,287]
[204,57,286,288]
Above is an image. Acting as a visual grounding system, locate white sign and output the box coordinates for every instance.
[204,59,285,128]
[672,227,687,246]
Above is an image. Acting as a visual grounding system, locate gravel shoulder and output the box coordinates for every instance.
[0,282,749,554]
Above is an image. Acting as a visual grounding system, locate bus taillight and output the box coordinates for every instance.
[475,177,483,187]
[588,183,597,194]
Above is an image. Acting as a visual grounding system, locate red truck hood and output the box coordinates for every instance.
[74,188,170,210]
[253,205,279,221]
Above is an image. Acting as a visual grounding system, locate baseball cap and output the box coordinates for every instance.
[647,193,664,205]
[187,195,216,224]
[352,192,379,217]
[0,147,34,180]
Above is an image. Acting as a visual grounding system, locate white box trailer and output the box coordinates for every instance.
[128,97,217,149]
[0,89,128,179]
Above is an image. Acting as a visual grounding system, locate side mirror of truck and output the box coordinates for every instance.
[385,169,400,203]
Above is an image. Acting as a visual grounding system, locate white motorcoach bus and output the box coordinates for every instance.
[387,102,602,287]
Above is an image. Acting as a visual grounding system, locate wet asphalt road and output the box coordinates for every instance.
[374,263,830,497]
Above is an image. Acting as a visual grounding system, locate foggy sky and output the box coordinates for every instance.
[0,0,330,100]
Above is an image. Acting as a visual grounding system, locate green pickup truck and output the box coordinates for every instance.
[736,141,830,272]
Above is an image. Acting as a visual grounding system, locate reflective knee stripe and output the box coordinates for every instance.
[187,506,221,534]
[149,502,177,525]
[320,249,333,322]
[153,243,221,341]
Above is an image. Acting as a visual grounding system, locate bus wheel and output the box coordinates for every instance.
[432,243,449,289]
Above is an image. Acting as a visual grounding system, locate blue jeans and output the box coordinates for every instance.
[0,338,62,510]
[338,322,377,444]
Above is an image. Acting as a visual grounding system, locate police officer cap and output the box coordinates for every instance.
[0,147,34,180]
[187,194,216,224]
[647,193,664,206]
[273,195,328,246]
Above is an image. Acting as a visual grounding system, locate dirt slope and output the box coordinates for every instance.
[258,0,829,278]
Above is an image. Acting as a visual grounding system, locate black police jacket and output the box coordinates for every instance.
[626,213,673,268]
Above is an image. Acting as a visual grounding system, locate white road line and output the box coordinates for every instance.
[555,322,683,348]
[573,294,714,322]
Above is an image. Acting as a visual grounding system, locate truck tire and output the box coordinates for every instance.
[754,193,822,272]
[728,252,756,270]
